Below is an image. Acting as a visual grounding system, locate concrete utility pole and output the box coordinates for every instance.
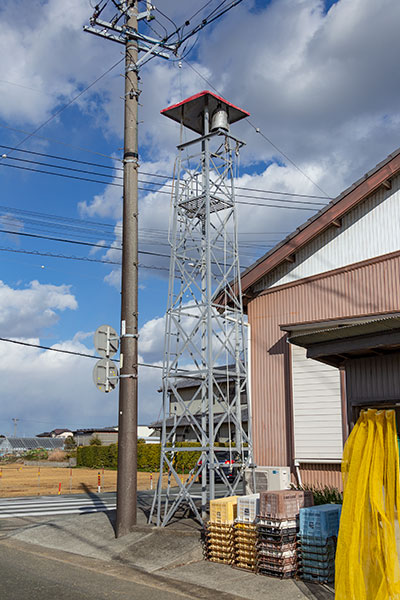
[116,0,139,538]
[84,0,175,538]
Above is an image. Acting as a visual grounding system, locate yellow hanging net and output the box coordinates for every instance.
[335,409,400,599]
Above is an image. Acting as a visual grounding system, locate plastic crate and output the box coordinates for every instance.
[300,563,335,578]
[259,490,313,519]
[237,494,260,523]
[300,570,334,583]
[209,496,238,524]
[300,557,335,570]
[258,555,296,568]
[299,537,336,561]
[298,534,337,547]
[258,567,296,579]
[257,517,297,529]
[257,529,297,544]
[258,547,296,559]
[299,504,342,538]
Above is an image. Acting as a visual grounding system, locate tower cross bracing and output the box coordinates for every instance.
[150,91,253,527]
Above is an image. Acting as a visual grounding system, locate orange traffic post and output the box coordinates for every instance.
[150,473,153,490]
[97,472,101,493]
[58,482,61,495]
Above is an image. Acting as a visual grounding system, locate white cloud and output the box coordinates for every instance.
[0,0,120,127]
[0,280,77,337]
[78,176,122,220]
[0,335,119,436]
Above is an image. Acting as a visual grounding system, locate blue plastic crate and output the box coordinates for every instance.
[300,570,334,584]
[301,563,335,577]
[300,556,335,570]
[298,534,337,547]
[299,504,342,538]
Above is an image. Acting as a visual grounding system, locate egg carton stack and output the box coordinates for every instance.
[256,490,314,579]
[204,496,238,565]
[298,504,342,584]
[233,494,260,572]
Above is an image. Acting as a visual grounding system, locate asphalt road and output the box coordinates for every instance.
[0,540,193,600]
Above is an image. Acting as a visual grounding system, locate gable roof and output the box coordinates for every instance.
[240,147,400,297]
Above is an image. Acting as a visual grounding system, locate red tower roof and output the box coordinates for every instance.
[161,90,250,135]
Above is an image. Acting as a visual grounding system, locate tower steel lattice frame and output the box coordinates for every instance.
[149,92,253,527]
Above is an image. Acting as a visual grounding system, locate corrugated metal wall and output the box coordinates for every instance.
[248,252,400,472]
[299,463,343,491]
[346,354,400,405]
[254,173,400,291]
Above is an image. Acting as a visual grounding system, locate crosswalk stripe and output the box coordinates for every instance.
[0,495,117,518]
[0,499,115,509]
[0,506,116,518]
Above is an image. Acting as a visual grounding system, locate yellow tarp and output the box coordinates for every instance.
[335,409,400,599]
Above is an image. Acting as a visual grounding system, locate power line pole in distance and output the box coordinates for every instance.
[12,418,19,438]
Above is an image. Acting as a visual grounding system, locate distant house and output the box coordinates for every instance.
[151,373,248,443]
[73,427,118,446]
[0,437,64,456]
[37,428,73,439]
[73,426,159,446]
[137,425,160,444]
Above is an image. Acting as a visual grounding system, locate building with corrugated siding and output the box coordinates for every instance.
[238,147,400,489]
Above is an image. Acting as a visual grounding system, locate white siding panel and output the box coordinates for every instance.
[256,173,400,290]
[291,345,343,461]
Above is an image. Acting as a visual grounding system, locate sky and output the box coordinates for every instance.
[0,0,400,436]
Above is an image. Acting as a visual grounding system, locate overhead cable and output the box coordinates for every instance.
[0,336,164,370]
[9,57,124,155]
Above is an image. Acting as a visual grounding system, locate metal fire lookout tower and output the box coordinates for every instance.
[150,91,253,527]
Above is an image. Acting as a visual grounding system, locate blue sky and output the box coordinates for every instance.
[1,0,400,436]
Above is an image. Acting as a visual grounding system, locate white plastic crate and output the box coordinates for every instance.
[236,494,260,523]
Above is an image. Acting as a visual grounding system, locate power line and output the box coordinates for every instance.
[4,155,123,181]
[0,161,322,211]
[0,203,289,242]
[9,57,124,155]
[0,336,165,370]
[0,123,121,162]
[0,144,120,171]
[176,0,244,49]
[0,145,330,200]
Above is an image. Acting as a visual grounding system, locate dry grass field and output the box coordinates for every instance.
[0,465,169,497]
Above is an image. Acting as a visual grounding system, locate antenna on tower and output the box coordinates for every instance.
[149,90,254,527]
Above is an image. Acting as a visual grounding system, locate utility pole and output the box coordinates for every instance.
[117,1,139,537]
[12,418,19,438]
[85,0,175,538]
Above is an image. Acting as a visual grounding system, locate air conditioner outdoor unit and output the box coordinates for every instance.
[243,466,291,495]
